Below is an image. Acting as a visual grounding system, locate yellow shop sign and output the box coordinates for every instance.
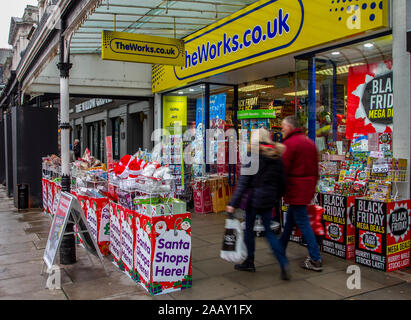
[152,0,389,92]
[102,30,185,66]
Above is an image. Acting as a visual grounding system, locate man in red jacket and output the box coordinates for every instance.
[280,116,323,271]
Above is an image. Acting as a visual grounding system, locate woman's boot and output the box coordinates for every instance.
[234,257,256,272]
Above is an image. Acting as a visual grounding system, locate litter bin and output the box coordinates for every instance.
[17,184,29,210]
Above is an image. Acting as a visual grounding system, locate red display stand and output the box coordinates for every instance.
[109,201,192,295]
[355,198,411,272]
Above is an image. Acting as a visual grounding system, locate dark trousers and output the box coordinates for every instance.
[244,206,289,268]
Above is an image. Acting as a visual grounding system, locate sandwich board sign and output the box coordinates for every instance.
[42,192,107,275]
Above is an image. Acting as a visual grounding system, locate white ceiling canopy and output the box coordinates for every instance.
[71,0,258,53]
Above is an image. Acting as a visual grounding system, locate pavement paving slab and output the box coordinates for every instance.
[347,282,411,300]
[0,289,67,300]
[170,276,249,300]
[245,279,344,300]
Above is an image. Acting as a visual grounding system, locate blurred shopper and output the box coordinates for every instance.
[280,116,322,271]
[226,128,290,280]
[73,139,81,159]
[69,144,76,163]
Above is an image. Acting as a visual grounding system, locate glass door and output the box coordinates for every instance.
[295,56,338,152]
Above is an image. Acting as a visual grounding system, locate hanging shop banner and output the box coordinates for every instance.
[162,96,187,128]
[152,0,389,92]
[346,61,393,139]
[237,109,276,119]
[102,30,185,66]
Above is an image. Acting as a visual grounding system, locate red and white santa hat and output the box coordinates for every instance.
[128,158,144,178]
[115,154,135,179]
[119,154,133,167]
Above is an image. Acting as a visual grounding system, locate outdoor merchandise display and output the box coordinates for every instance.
[108,153,192,295]
[315,132,410,269]
[109,200,192,295]
[41,149,192,295]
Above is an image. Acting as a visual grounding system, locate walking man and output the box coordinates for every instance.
[280,116,323,271]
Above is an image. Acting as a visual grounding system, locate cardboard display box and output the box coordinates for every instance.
[132,211,192,295]
[355,198,411,272]
[321,193,356,259]
[192,179,212,214]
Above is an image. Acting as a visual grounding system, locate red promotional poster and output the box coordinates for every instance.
[133,212,192,295]
[346,61,393,140]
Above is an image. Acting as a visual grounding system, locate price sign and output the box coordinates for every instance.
[372,164,389,174]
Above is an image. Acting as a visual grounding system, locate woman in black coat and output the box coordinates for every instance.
[226,128,290,280]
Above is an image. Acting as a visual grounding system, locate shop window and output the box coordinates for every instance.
[295,34,393,154]
[237,75,295,143]
[162,84,206,198]
[208,84,236,175]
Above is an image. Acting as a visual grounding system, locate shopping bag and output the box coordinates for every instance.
[220,214,247,263]
[307,205,325,236]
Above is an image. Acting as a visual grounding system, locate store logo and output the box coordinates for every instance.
[379,133,391,144]
[360,231,381,252]
[388,203,411,241]
[327,223,342,242]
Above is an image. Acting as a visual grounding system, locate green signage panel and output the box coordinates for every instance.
[237,109,276,119]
